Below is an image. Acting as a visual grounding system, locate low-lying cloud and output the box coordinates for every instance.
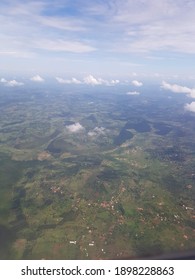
[88,127,106,137]
[56,75,120,86]
[30,75,44,82]
[0,78,24,87]
[110,79,120,85]
[84,75,120,86]
[161,81,195,112]
[161,81,195,98]
[126,91,140,95]
[185,102,195,112]
[83,75,108,86]
[132,80,143,87]
[66,122,84,133]
[56,77,82,84]
[0,78,7,83]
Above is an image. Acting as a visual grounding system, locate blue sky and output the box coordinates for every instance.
[1,0,195,79]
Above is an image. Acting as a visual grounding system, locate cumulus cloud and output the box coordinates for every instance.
[55,75,120,86]
[70,77,82,84]
[83,75,106,85]
[110,79,120,85]
[161,81,195,98]
[88,127,106,137]
[7,80,24,87]
[132,80,143,87]
[0,78,7,83]
[56,77,82,84]
[83,75,120,86]
[56,77,67,84]
[1,78,24,87]
[30,75,44,82]
[185,102,195,112]
[126,91,140,95]
[66,122,84,133]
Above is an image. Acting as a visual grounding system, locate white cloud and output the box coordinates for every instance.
[185,102,195,112]
[83,75,119,86]
[66,122,84,133]
[161,81,195,98]
[30,75,44,82]
[88,127,106,137]
[56,75,120,86]
[56,77,66,84]
[110,79,120,85]
[7,80,24,87]
[71,78,82,84]
[126,91,140,95]
[132,80,143,87]
[0,78,7,83]
[83,75,105,85]
[56,77,82,84]
[1,78,24,87]
[72,78,82,84]
[88,131,97,137]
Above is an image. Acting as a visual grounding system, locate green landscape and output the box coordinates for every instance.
[0,85,194,259]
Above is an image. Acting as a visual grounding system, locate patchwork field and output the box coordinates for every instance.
[0,85,194,259]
